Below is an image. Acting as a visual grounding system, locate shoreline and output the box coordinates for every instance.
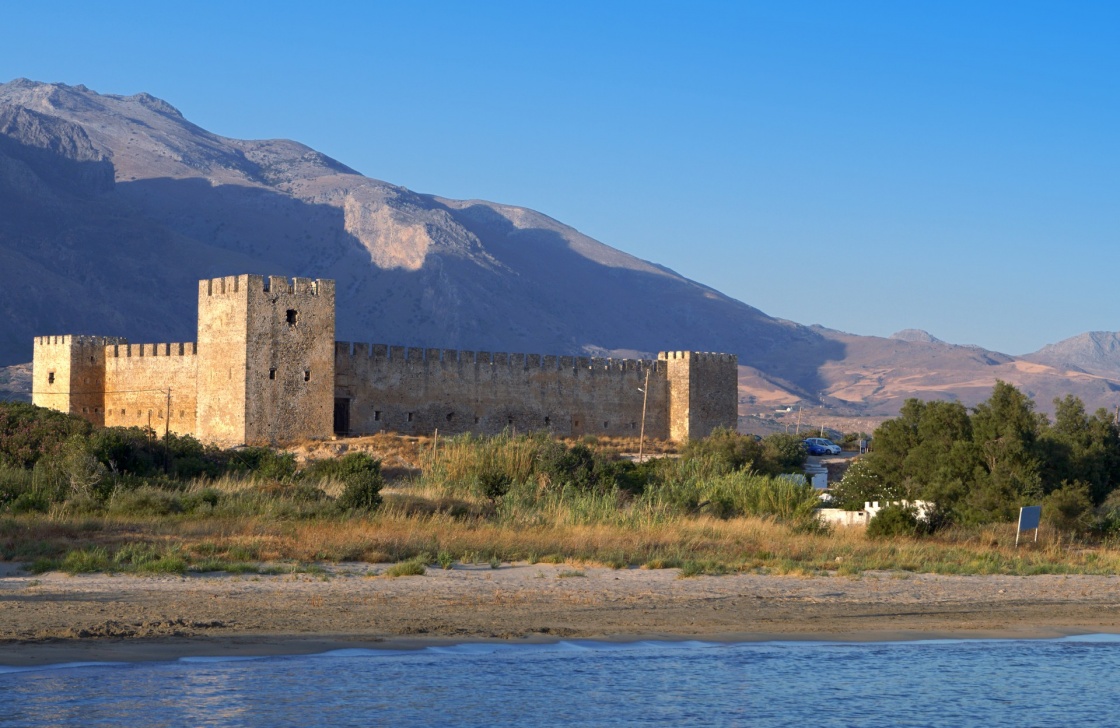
[5,627,1120,669]
[4,561,1120,667]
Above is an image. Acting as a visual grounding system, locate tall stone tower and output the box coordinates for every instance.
[661,351,739,441]
[196,274,335,446]
[32,335,127,426]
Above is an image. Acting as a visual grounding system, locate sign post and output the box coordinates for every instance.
[1016,505,1042,546]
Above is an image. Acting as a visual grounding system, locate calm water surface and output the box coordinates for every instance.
[3,636,1120,727]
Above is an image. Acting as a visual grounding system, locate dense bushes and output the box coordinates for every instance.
[419,430,820,527]
[680,428,807,476]
[0,402,386,516]
[835,382,1120,533]
[0,402,92,468]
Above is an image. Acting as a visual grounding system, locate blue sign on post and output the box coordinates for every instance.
[1017,505,1042,546]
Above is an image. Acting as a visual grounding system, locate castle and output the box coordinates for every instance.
[33,275,739,447]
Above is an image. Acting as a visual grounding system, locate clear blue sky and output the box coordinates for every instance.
[5,1,1118,355]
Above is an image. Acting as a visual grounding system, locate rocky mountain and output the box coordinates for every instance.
[1022,332,1120,380]
[889,329,943,344]
[0,79,838,398]
[1,78,1118,419]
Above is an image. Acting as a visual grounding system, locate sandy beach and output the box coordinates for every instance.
[3,561,1120,666]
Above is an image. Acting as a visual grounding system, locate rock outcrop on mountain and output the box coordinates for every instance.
[889,329,943,344]
[1023,332,1120,380]
[1,78,1118,418]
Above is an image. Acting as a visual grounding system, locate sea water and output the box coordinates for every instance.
[3,636,1120,727]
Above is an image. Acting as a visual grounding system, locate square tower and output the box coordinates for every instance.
[196,274,335,446]
[32,335,127,426]
[661,351,739,441]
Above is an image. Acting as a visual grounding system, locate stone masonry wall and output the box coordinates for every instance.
[196,276,250,447]
[663,351,739,441]
[688,353,739,438]
[334,344,672,439]
[243,276,335,445]
[32,335,127,426]
[102,342,198,437]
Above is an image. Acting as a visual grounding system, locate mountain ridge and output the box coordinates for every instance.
[2,78,1119,418]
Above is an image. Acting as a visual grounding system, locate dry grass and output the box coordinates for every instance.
[6,505,1120,577]
[287,432,677,471]
[6,432,1120,576]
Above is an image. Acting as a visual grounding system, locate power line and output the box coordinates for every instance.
[27,388,172,396]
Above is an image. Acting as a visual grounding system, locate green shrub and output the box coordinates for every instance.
[325,453,384,511]
[9,491,50,514]
[235,448,297,481]
[477,470,512,503]
[866,504,925,539]
[679,560,731,577]
[385,558,426,577]
[28,557,61,574]
[0,464,33,508]
[761,433,809,473]
[681,427,762,473]
[62,547,111,574]
[182,487,221,511]
[1043,481,1094,535]
[0,402,92,469]
[107,487,183,517]
[537,442,599,491]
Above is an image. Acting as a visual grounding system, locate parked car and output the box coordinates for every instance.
[802,440,827,456]
[803,437,842,455]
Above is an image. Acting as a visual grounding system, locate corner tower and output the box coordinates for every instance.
[32,335,127,426]
[196,275,335,446]
[660,351,739,441]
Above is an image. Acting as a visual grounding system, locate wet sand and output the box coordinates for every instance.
[3,562,1120,666]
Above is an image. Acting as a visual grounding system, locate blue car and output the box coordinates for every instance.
[803,437,841,456]
[802,440,827,456]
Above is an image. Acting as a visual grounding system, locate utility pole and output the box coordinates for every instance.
[795,405,802,435]
[164,388,172,473]
[638,366,651,463]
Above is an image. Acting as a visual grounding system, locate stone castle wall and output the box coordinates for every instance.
[33,276,739,446]
[102,343,198,436]
[334,344,672,439]
[33,335,127,426]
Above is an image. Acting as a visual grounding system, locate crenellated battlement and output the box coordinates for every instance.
[658,351,738,364]
[108,342,198,358]
[200,274,334,298]
[35,335,128,348]
[335,341,665,374]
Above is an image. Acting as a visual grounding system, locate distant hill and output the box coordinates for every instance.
[806,329,1120,417]
[1022,332,1120,380]
[2,78,1119,419]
